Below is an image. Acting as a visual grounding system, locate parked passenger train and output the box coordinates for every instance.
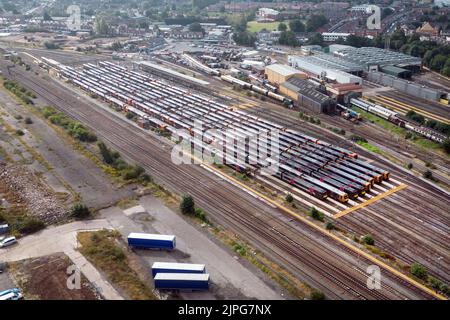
[350,98,446,143]
[220,75,293,105]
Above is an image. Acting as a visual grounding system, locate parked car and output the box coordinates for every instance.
[0,236,17,248]
[0,224,9,235]
[0,288,23,300]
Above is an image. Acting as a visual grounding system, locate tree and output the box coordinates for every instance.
[232,31,256,47]
[410,262,428,280]
[180,194,195,215]
[278,30,299,47]
[306,14,328,32]
[430,54,447,72]
[189,22,204,33]
[94,17,110,36]
[278,22,287,32]
[43,11,52,21]
[307,33,324,46]
[71,203,91,219]
[381,7,394,19]
[289,19,305,33]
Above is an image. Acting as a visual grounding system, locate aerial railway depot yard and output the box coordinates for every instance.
[47,59,405,218]
[0,50,448,301]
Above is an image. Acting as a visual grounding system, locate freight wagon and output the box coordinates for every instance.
[151,262,206,278]
[154,273,210,291]
[127,233,176,250]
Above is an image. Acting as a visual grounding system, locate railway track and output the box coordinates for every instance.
[4,65,438,300]
[242,104,450,281]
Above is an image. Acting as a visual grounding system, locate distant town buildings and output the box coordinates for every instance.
[416,22,441,37]
[257,8,280,22]
[322,32,351,42]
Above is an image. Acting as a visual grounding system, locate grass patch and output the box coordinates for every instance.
[77,230,157,300]
[116,196,139,210]
[356,141,382,154]
[0,206,45,237]
[354,107,447,154]
[247,20,287,32]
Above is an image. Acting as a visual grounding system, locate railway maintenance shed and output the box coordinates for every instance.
[280,77,336,114]
[265,63,307,85]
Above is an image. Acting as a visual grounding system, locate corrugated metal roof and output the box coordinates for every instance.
[135,61,210,85]
[282,78,332,104]
[154,273,210,281]
[335,47,422,67]
[265,63,299,76]
[128,233,175,241]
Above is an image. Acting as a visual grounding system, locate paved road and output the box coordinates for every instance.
[0,220,123,300]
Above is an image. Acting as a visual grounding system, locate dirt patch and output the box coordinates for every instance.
[0,163,68,225]
[8,253,100,300]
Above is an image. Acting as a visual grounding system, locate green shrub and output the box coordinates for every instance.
[17,217,45,234]
[98,141,114,164]
[310,290,325,300]
[285,193,294,203]
[410,262,428,280]
[24,117,33,124]
[362,234,375,245]
[71,203,91,219]
[180,195,195,215]
[195,208,208,223]
[423,170,433,179]
[350,135,367,143]
[15,129,24,136]
[310,207,324,222]
[325,222,334,230]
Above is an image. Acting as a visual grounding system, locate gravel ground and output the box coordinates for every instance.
[0,163,68,224]
[0,85,135,210]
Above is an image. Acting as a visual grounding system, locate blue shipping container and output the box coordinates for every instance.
[154,273,210,291]
[127,232,176,250]
[151,262,206,278]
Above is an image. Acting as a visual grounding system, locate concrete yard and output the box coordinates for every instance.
[100,195,286,300]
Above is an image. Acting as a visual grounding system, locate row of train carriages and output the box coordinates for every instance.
[220,74,293,106]
[350,98,447,143]
[56,60,390,204]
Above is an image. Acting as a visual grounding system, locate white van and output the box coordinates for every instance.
[0,236,17,248]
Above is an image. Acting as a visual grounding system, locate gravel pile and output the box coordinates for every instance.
[0,164,69,224]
